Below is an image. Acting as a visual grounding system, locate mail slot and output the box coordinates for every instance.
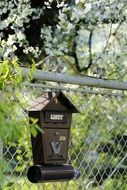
[27,91,80,182]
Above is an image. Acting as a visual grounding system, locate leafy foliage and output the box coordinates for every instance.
[0,60,22,90]
[0,61,23,142]
[0,61,41,187]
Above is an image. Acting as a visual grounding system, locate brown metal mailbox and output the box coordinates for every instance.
[27,91,80,182]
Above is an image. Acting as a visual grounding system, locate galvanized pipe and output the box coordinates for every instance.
[21,67,127,91]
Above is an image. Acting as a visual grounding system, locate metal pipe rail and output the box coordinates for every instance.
[21,67,127,91]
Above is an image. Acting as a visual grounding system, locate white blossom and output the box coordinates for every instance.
[0,0,126,77]
[84,3,92,14]
[0,20,9,30]
[17,31,26,41]
[6,35,16,46]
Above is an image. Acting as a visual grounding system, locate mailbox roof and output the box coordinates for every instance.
[27,91,79,113]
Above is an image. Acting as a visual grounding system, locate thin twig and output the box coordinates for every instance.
[94,23,113,65]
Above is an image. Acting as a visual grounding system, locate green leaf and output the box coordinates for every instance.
[6,182,15,187]
[30,126,37,137]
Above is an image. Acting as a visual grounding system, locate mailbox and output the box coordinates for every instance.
[27,91,80,182]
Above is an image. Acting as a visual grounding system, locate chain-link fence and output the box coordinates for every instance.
[1,82,127,190]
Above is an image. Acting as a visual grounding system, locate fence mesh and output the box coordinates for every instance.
[1,83,127,190]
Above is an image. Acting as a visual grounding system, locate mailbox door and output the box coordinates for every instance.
[43,128,70,164]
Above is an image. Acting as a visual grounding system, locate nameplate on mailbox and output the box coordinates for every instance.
[45,111,68,123]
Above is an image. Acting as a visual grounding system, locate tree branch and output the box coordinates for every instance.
[68,29,93,73]
[86,30,93,71]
